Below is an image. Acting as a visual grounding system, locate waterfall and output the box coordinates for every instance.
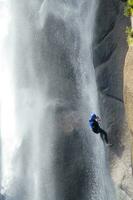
[0,0,116,200]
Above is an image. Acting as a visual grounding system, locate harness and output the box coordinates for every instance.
[89,119,100,133]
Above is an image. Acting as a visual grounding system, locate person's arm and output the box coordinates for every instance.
[96,116,101,122]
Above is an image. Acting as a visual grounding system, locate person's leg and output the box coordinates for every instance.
[99,128,109,144]
[103,131,109,144]
[100,132,105,142]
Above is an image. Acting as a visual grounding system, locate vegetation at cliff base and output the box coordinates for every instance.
[125,26,133,45]
[124,0,133,16]
[124,0,133,45]
[124,4,133,16]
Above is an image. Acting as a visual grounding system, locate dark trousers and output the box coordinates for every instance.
[92,127,109,144]
[99,128,108,144]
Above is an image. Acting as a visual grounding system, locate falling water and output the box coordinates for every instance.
[0,0,116,200]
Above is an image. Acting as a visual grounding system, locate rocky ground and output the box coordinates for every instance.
[122,46,133,200]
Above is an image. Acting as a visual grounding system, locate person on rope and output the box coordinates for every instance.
[89,113,109,144]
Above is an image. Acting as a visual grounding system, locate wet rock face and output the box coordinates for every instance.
[93,0,128,150]
[93,0,127,152]
[93,0,133,199]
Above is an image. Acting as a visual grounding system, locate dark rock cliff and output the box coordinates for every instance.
[94,0,128,153]
[94,1,133,199]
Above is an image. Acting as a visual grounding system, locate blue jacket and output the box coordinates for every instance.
[89,114,97,128]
